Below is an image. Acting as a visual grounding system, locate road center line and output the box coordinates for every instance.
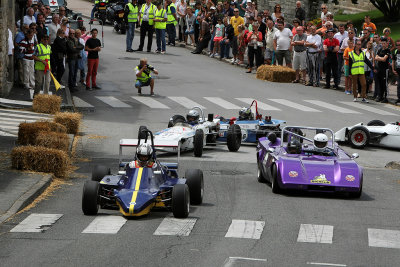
[306,262,347,266]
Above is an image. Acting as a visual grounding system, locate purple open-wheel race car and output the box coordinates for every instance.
[257,126,363,198]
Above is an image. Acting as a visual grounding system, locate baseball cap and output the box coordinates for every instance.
[210,6,216,10]
[326,29,334,33]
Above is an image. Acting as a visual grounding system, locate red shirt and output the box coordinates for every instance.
[323,38,339,56]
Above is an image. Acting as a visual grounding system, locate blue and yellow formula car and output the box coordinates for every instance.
[81,129,204,218]
[217,100,286,143]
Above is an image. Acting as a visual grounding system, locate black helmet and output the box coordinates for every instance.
[287,139,302,154]
[267,132,277,144]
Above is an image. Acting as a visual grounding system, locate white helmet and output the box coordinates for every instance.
[314,133,328,152]
[186,109,200,124]
[136,143,153,166]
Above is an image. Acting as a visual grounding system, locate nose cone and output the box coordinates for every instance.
[116,189,155,216]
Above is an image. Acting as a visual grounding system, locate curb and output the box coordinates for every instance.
[0,174,53,225]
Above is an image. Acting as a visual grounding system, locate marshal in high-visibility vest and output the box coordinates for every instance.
[140,3,155,25]
[127,2,138,23]
[167,3,177,26]
[35,43,51,71]
[349,51,365,75]
[135,64,153,82]
[154,9,166,29]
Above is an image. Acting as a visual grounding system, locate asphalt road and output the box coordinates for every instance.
[1,22,400,267]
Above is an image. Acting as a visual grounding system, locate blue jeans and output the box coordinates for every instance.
[126,22,135,50]
[155,28,166,52]
[209,28,216,51]
[90,4,98,19]
[220,39,230,58]
[135,78,152,88]
[68,59,78,87]
[166,24,176,45]
[336,52,344,86]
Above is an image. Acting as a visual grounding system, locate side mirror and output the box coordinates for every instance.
[268,147,275,153]
[351,153,359,159]
[153,170,162,175]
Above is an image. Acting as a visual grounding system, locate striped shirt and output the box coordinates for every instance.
[45,15,52,25]
[19,37,35,60]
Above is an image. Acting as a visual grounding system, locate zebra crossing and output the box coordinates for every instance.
[72,95,399,116]
[8,213,400,249]
[0,108,53,137]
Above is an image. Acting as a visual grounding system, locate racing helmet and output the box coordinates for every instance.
[238,107,253,120]
[287,139,302,154]
[136,143,153,166]
[314,133,328,152]
[186,109,200,125]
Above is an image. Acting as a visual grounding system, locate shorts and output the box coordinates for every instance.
[275,50,292,65]
[184,29,194,35]
[265,48,273,60]
[293,51,307,70]
[344,65,350,77]
[135,78,152,88]
[213,36,223,42]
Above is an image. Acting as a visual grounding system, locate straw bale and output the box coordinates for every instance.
[32,95,62,114]
[11,146,70,177]
[54,112,82,135]
[35,131,70,151]
[256,65,296,83]
[18,121,67,145]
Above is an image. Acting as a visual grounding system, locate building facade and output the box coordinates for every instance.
[0,0,15,97]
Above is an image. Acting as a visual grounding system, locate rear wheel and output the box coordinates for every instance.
[82,181,100,215]
[91,165,111,182]
[172,184,190,218]
[193,129,204,157]
[227,124,241,152]
[168,115,186,127]
[257,160,266,183]
[270,164,281,194]
[349,182,362,198]
[138,125,148,139]
[348,126,370,149]
[367,120,385,126]
[185,169,204,205]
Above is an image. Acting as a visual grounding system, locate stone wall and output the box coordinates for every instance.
[0,0,15,97]
[328,0,375,14]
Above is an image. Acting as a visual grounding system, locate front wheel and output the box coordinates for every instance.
[349,183,362,198]
[348,126,370,149]
[193,129,204,157]
[227,124,241,152]
[367,120,385,126]
[257,160,266,183]
[172,184,190,218]
[92,165,111,182]
[270,164,281,194]
[185,169,204,205]
[82,181,100,215]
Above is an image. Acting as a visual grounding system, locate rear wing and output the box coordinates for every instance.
[119,138,181,165]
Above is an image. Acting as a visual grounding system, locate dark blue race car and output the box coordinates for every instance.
[82,129,204,218]
[217,100,286,143]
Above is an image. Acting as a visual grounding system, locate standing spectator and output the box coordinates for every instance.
[349,40,374,102]
[15,24,29,87]
[136,0,156,52]
[291,19,300,36]
[85,28,102,91]
[382,28,395,51]
[334,24,348,86]
[23,7,36,26]
[291,26,307,83]
[29,23,38,46]
[374,38,391,102]
[7,28,14,83]
[273,20,293,67]
[166,0,177,46]
[246,22,263,73]
[323,29,340,89]
[320,4,331,24]
[372,34,381,99]
[58,6,67,22]
[305,25,321,86]
[340,29,357,52]
[346,20,358,36]
[32,3,39,20]
[363,41,374,94]
[239,0,247,18]
[392,39,400,105]
[60,18,70,38]
[362,15,376,34]
[360,28,372,48]
[295,1,305,26]
[325,14,338,30]
[193,2,201,44]
[52,28,67,85]
[33,35,51,96]
[154,1,167,54]
[220,17,234,60]
[265,18,277,65]
[75,29,87,85]
[19,29,36,91]
[271,4,283,23]
[223,1,234,17]
[244,0,257,24]
[125,0,139,52]
[44,5,52,26]
[229,8,244,64]
[176,0,187,42]
[48,14,60,44]
[343,40,354,94]
[66,29,84,92]
[256,14,266,41]
[36,14,48,43]
[237,25,246,65]
[211,17,224,57]
[191,16,211,54]
[184,7,196,46]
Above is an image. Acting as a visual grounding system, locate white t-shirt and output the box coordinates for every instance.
[23,15,36,26]
[334,31,348,50]
[273,28,293,51]
[306,34,321,53]
[340,37,358,51]
[321,11,331,24]
[48,22,60,44]
[176,1,187,18]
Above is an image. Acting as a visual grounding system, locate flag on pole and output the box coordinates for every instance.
[50,72,61,91]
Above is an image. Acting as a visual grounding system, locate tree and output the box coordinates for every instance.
[351,0,400,22]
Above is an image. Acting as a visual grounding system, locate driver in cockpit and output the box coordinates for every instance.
[130,143,156,168]
[313,133,334,156]
[186,109,200,126]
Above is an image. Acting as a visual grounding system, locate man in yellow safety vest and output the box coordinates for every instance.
[135,58,159,96]
[32,35,52,97]
[349,40,374,103]
[125,0,138,52]
[165,0,177,46]
[154,1,167,54]
[135,0,156,52]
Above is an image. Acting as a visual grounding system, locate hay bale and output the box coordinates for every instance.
[35,131,69,151]
[11,146,70,177]
[54,112,82,135]
[32,94,62,114]
[256,65,296,83]
[18,121,67,145]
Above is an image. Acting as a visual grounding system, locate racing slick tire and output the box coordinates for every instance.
[168,115,186,128]
[367,120,385,126]
[138,125,148,139]
[348,126,370,149]
[193,129,204,157]
[227,124,241,152]
[185,169,204,205]
[206,134,217,146]
[257,159,266,183]
[270,164,282,194]
[92,165,111,182]
[82,180,100,215]
[349,181,362,199]
[172,184,190,218]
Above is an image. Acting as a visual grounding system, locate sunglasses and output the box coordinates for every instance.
[322,8,326,9]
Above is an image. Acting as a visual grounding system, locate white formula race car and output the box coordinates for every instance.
[335,120,400,149]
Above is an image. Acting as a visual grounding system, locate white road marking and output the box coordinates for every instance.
[235,98,281,111]
[269,99,321,112]
[82,216,127,234]
[0,130,16,136]
[204,97,241,109]
[297,224,334,244]
[0,121,21,126]
[225,219,265,239]
[131,96,170,109]
[368,228,400,249]
[339,101,397,116]
[10,213,63,233]
[0,98,32,106]
[223,257,267,267]
[0,108,52,117]
[304,100,361,114]
[168,96,205,109]
[0,112,51,120]
[96,96,131,108]
[0,117,35,123]
[153,217,197,236]
[0,125,19,130]
[306,262,346,266]
[73,96,94,108]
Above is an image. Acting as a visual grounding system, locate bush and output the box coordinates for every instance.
[18,121,67,145]
[54,112,82,135]
[32,94,62,114]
